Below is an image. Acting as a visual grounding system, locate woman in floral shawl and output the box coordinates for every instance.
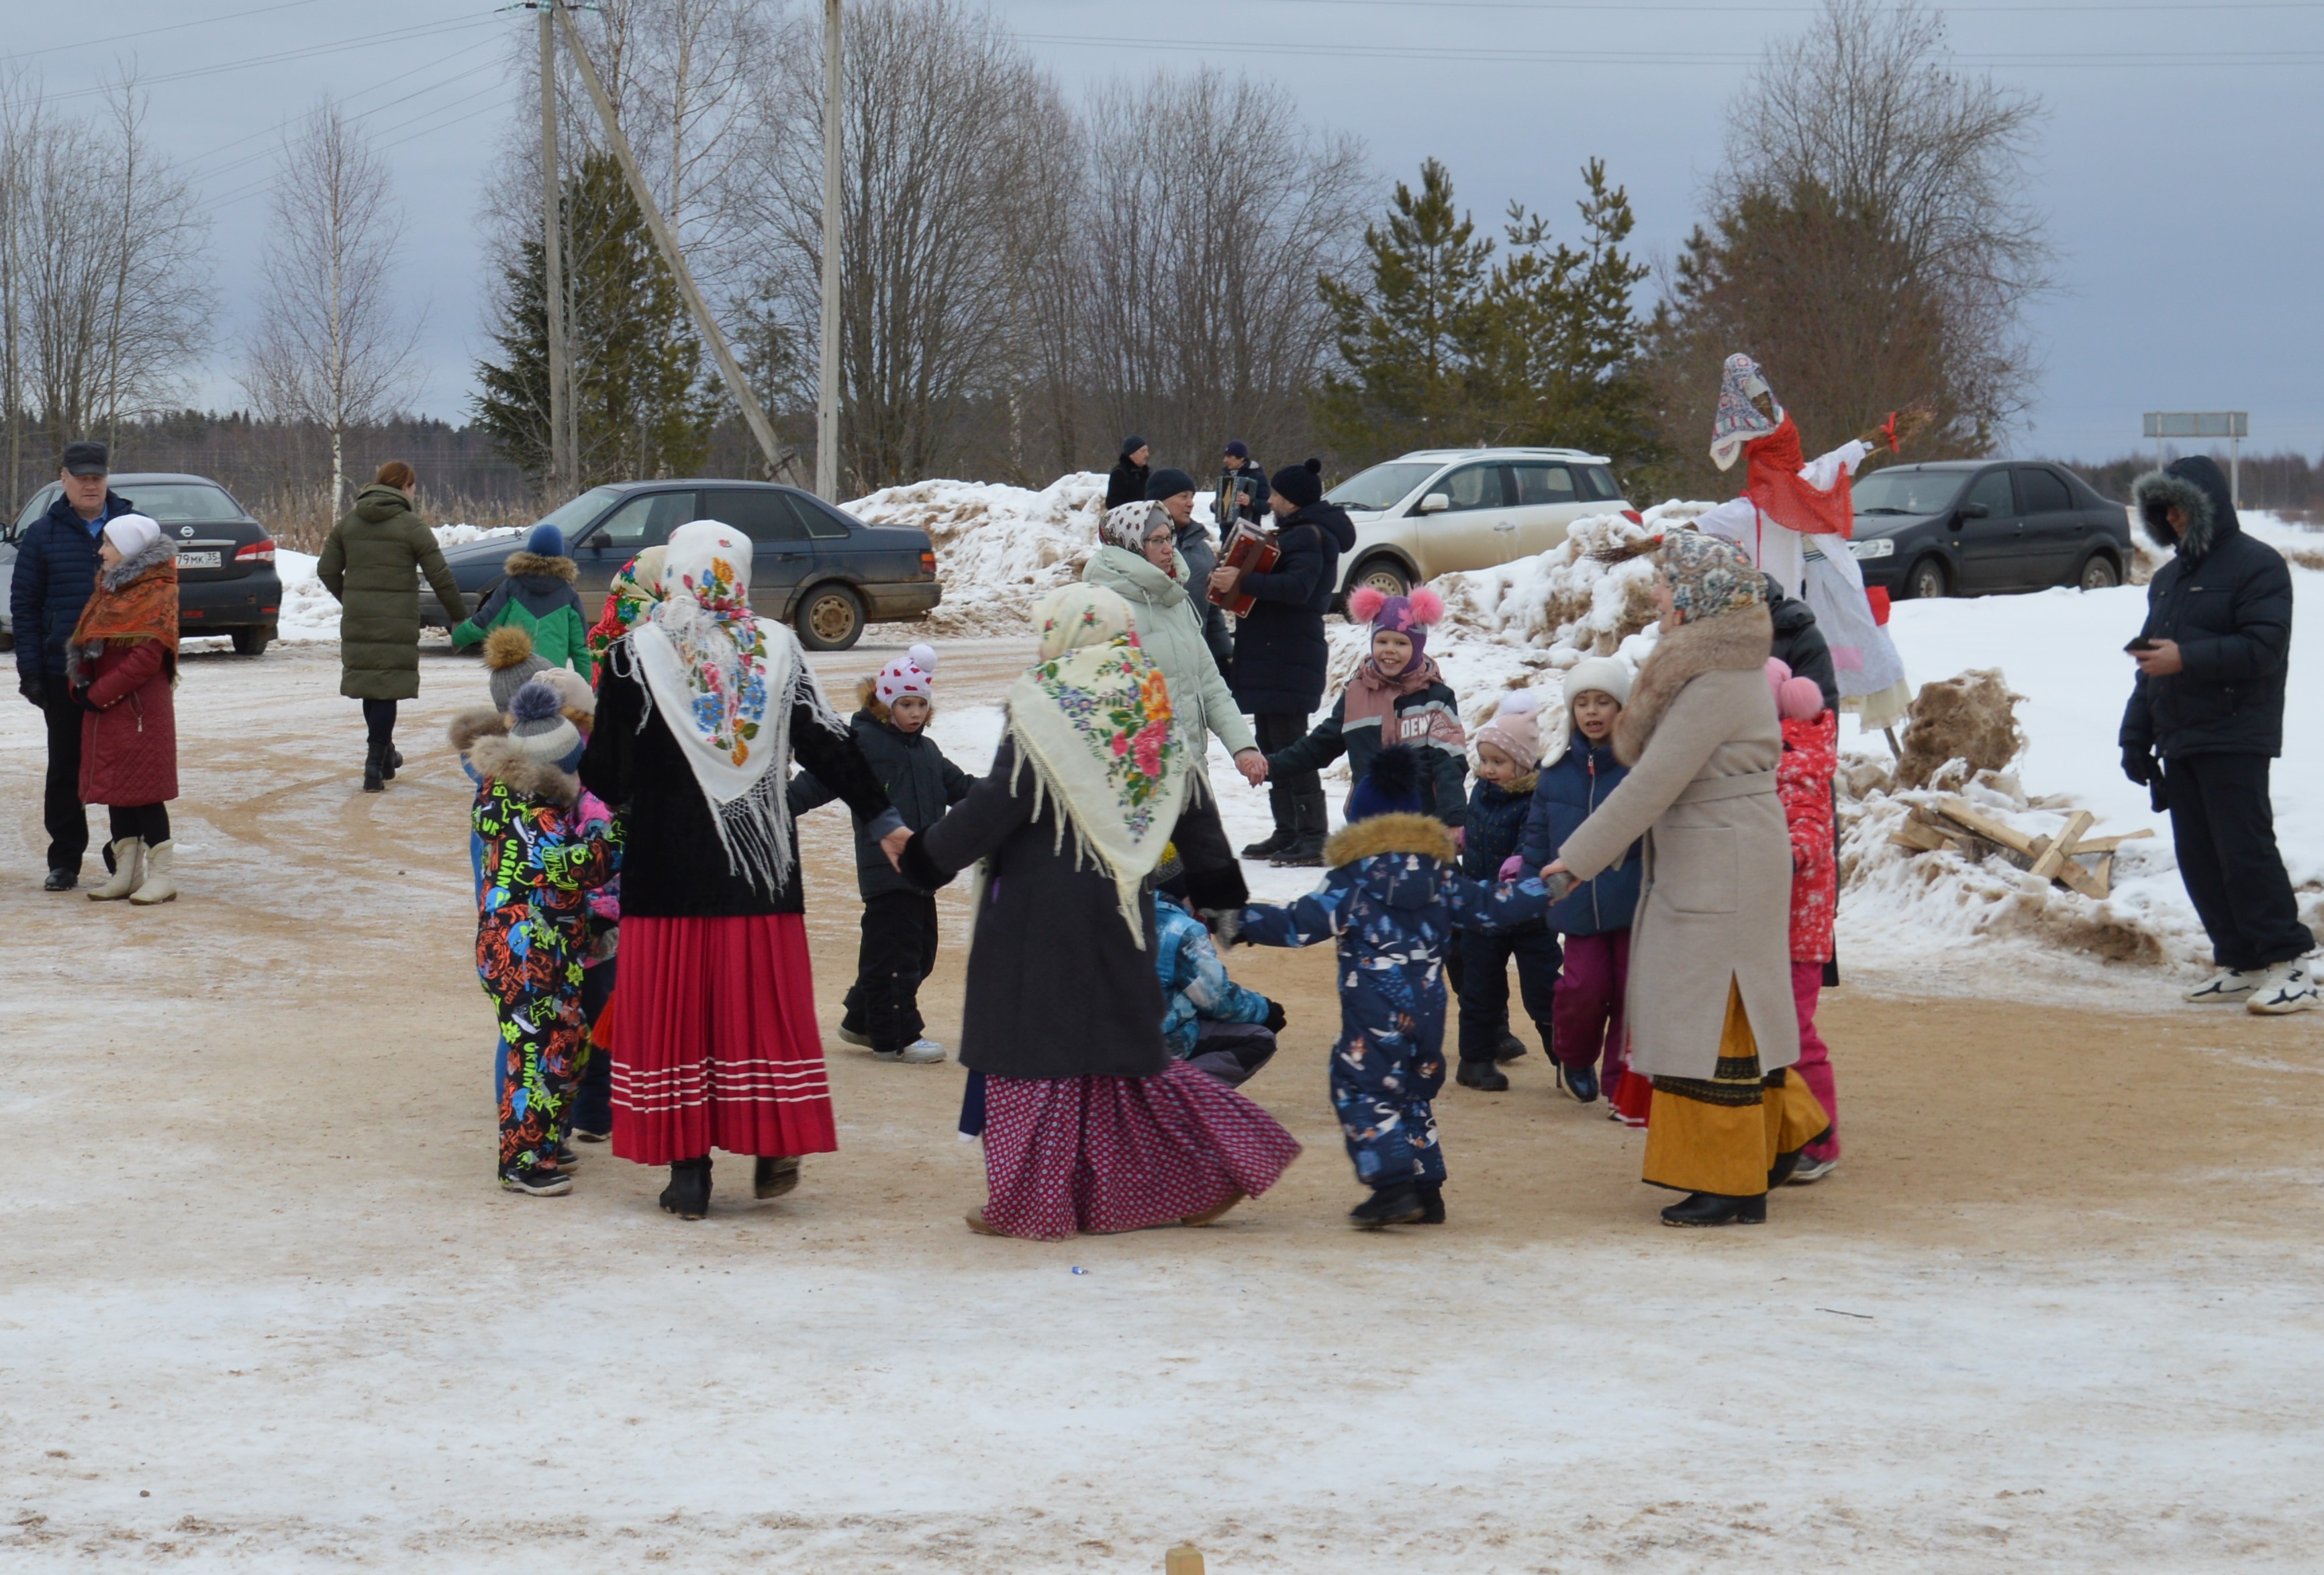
[900,583,1299,1240]
[580,520,904,1221]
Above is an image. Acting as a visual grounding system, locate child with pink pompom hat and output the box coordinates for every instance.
[1768,657,1843,1183]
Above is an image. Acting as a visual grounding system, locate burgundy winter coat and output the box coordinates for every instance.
[78,638,178,806]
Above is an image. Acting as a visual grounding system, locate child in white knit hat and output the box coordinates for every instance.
[790,642,968,1063]
[1451,689,1559,1090]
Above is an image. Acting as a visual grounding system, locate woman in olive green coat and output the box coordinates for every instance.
[317,461,468,791]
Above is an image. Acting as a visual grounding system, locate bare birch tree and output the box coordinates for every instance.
[242,98,419,516]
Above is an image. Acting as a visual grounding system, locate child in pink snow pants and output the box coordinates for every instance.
[1772,659,1841,1176]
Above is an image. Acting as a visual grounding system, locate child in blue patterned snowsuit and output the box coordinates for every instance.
[1237,747,1549,1228]
[1155,886,1282,1086]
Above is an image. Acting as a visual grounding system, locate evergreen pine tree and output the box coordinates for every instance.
[475,151,720,489]
[1312,158,1494,466]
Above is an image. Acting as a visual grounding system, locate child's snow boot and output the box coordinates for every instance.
[1658,1190,1765,1228]
[1558,1061,1601,1103]
[1349,1184,1426,1229]
[1455,1059,1508,1092]
[660,1156,712,1219]
[87,837,144,901]
[1415,1185,1445,1225]
[128,841,177,905]
[500,1164,573,1197]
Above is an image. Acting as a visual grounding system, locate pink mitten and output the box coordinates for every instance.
[1498,854,1525,881]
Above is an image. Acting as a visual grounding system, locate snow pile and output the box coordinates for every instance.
[269,524,503,644]
[846,471,1167,634]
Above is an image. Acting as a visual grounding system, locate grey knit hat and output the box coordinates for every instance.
[484,624,550,712]
[507,679,583,768]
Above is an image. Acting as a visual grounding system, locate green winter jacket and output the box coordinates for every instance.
[1081,544,1255,757]
[448,550,589,673]
[316,484,469,701]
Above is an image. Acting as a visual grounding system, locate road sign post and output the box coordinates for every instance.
[2143,411,2249,509]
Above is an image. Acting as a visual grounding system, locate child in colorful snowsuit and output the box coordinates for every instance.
[1517,657,1644,1115]
[1771,658,1841,1181]
[1261,586,1467,833]
[1155,874,1283,1087]
[450,523,590,672]
[1452,690,1562,1092]
[461,679,622,1196]
[789,644,971,1063]
[1239,747,1550,1229]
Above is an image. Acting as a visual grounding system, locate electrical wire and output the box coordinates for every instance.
[1166,0,2324,10]
[1015,30,2324,66]
[5,0,337,61]
[203,93,519,211]
[40,14,503,105]
[181,50,505,189]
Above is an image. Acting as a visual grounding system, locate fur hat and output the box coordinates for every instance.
[1345,744,1424,823]
[1763,657,1823,720]
[1269,457,1324,510]
[1347,584,1445,661]
[1475,689,1543,767]
[507,679,583,769]
[875,642,938,706]
[483,625,550,712]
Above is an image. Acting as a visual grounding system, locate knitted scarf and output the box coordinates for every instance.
[1000,582,1188,948]
[1344,653,1445,733]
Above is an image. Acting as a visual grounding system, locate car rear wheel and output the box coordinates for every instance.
[2077,553,2121,591]
[1351,555,1411,600]
[1903,557,1950,600]
[230,625,273,657]
[795,583,865,651]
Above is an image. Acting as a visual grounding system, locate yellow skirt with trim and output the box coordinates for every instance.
[1642,980,1831,1198]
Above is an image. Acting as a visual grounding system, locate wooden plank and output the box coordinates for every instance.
[1935,796,2040,857]
[2029,810,2095,881]
[2068,828,2155,855]
[1890,819,1954,853]
[2054,852,2108,901]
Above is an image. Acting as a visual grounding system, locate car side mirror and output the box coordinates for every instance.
[1955,502,1989,524]
[1416,492,1450,515]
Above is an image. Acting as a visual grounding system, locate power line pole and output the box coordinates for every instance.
[554,3,789,480]
[816,0,842,501]
[536,1,572,497]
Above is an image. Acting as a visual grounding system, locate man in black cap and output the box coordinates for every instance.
[1105,436,1151,510]
[11,440,135,890]
[1215,440,1265,532]
[1146,466,1231,671]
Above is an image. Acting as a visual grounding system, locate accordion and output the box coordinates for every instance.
[1208,522,1281,615]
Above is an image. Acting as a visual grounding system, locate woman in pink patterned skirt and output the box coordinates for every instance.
[581,520,906,1221]
[899,583,1299,1240]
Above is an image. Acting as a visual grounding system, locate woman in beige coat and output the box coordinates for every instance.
[1547,531,1829,1227]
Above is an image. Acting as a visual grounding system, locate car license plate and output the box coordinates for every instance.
[176,551,221,569]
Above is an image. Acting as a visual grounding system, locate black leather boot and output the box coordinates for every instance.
[362,742,385,793]
[659,1156,713,1219]
[1659,1190,1766,1228]
[1455,1059,1508,1092]
[1349,1184,1426,1229]
[1416,1185,1446,1224]
[1241,827,1294,859]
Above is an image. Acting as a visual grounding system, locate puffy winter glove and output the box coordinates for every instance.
[17,673,42,708]
[1263,998,1288,1033]
[1200,907,1245,947]
[1498,853,1527,881]
[2121,745,2156,787]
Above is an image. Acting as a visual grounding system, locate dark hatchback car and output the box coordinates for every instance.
[1846,460,2132,601]
[3,472,284,654]
[428,479,938,651]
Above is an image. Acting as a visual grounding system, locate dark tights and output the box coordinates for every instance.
[107,802,169,844]
[361,698,398,752]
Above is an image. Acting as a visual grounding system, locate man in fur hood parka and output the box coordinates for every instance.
[2122,454,2314,1014]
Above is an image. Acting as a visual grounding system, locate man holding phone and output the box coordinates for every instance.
[2121,455,2313,1014]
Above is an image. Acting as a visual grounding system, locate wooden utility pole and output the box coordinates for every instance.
[554,4,789,479]
[816,0,842,500]
[538,1,572,496]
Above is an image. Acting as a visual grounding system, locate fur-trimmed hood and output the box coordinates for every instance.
[2133,455,2237,559]
[1326,810,1457,867]
[501,548,577,583]
[463,732,580,806]
[1614,601,1773,766]
[446,705,510,754]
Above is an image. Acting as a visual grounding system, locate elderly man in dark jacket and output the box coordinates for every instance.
[2122,455,2313,1014]
[1147,466,1232,673]
[11,440,135,890]
[1211,458,1356,865]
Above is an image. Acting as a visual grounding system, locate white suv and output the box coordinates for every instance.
[1322,446,1637,598]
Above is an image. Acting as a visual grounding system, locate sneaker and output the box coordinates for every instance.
[835,1023,873,1047]
[1558,1063,1601,1104]
[1241,828,1294,859]
[2185,968,2259,1004]
[1455,1060,1508,1092]
[1349,1185,1426,1229]
[1494,1031,1528,1064]
[873,1037,946,1064]
[500,1165,573,1197]
[1788,1153,1839,1185]
[2246,960,2321,1016]
[554,1142,582,1170]
[569,1125,610,1144]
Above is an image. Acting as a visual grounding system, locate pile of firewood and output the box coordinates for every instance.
[1887,796,2152,900]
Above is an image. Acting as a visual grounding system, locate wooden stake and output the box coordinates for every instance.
[2027,810,2094,881]
[1165,1545,1206,1575]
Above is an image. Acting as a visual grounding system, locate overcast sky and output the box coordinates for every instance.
[14,0,2323,463]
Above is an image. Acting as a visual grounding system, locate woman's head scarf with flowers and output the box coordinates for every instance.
[1662,527,1764,623]
[586,544,666,668]
[1005,581,1189,947]
[623,520,834,894]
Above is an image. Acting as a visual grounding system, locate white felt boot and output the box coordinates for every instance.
[128,840,177,905]
[87,837,144,901]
